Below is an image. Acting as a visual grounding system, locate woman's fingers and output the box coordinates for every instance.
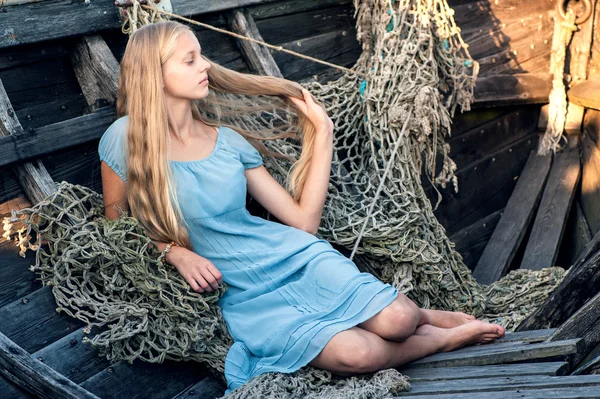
[188,277,204,293]
[201,268,220,290]
[207,263,223,284]
[288,96,307,115]
[193,272,211,292]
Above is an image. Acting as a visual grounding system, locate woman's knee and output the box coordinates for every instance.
[337,332,388,373]
[381,295,421,337]
[310,328,386,374]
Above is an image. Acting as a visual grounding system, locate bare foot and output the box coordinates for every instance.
[415,321,505,352]
[421,309,476,329]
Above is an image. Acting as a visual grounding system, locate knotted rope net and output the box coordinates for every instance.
[3,0,567,397]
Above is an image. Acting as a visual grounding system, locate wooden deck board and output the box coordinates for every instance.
[520,147,581,271]
[80,359,223,399]
[401,374,600,396]
[399,362,569,382]
[473,150,552,284]
[396,386,600,398]
[0,286,84,353]
[408,339,582,368]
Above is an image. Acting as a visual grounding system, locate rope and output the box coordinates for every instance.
[537,12,578,155]
[119,3,366,78]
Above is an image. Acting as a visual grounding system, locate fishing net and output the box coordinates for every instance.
[3,0,566,397]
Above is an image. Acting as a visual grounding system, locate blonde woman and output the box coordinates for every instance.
[98,21,505,395]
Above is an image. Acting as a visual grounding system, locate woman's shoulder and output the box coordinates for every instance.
[102,115,129,141]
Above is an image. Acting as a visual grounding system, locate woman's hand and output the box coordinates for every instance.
[167,246,222,293]
[288,89,334,134]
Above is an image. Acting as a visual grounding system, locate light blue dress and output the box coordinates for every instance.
[98,116,399,394]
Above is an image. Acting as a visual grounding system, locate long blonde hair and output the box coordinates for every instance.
[115,21,321,250]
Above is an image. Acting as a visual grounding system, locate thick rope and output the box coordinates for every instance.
[537,12,577,155]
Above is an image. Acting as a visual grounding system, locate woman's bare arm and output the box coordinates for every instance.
[245,129,332,234]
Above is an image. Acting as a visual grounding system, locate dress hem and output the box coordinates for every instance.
[223,283,400,395]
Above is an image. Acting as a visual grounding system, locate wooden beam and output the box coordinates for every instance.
[449,208,502,271]
[401,374,600,396]
[568,80,600,111]
[472,151,552,284]
[397,386,600,399]
[0,106,115,168]
[0,331,99,399]
[175,0,278,16]
[408,339,583,368]
[472,73,553,108]
[494,328,557,344]
[0,79,57,204]
[519,147,581,271]
[516,230,600,331]
[69,35,119,107]
[228,9,284,77]
[0,0,121,49]
[399,362,569,382]
[547,289,600,366]
[580,110,600,235]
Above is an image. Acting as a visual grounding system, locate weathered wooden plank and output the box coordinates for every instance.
[272,29,361,81]
[494,328,557,344]
[473,151,552,284]
[0,138,104,205]
[447,107,540,171]
[0,106,115,168]
[399,362,569,382]
[31,329,111,384]
[397,386,600,399]
[0,79,57,205]
[0,378,36,399]
[472,73,553,108]
[175,0,278,16]
[401,374,600,396]
[0,239,41,308]
[0,40,67,69]
[80,359,221,399]
[15,95,88,131]
[450,106,522,139]
[408,339,582,368]
[449,209,502,271]
[0,0,121,49]
[428,132,536,234]
[569,81,600,111]
[556,199,593,269]
[580,110,600,235]
[253,3,355,46]
[517,229,600,331]
[0,331,99,399]
[171,377,226,399]
[69,35,119,107]
[520,147,581,271]
[228,9,283,77]
[0,57,83,112]
[548,290,600,366]
[0,286,84,353]
[249,0,350,20]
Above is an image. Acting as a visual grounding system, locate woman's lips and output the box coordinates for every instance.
[200,77,209,85]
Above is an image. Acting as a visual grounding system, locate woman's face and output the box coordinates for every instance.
[162,30,211,101]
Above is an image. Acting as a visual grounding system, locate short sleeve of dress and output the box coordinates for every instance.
[224,127,264,169]
[98,116,129,182]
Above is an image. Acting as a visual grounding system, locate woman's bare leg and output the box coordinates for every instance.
[357,293,491,342]
[308,322,503,376]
